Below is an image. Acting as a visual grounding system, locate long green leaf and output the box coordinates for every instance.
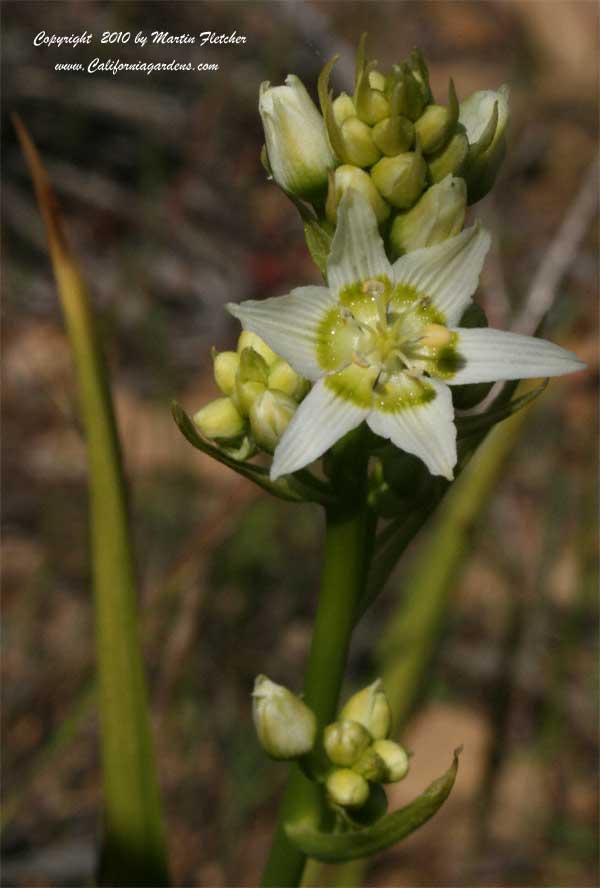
[14,116,169,887]
[286,749,460,862]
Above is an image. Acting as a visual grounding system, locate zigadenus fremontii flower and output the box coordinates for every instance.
[228,191,584,481]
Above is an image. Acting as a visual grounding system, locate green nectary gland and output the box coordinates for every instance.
[317,278,460,407]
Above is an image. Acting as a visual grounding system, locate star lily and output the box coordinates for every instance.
[228,191,584,481]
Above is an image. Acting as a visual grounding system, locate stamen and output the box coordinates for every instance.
[420,323,452,348]
[351,351,370,368]
[363,278,388,325]
[362,279,386,298]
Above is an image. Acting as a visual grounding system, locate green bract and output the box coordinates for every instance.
[228,191,583,481]
[459,84,510,203]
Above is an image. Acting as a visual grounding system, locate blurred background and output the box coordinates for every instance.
[1,2,598,886]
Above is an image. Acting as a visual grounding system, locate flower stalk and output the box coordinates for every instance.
[262,430,372,886]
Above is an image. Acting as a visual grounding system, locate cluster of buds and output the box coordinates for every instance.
[323,680,408,810]
[260,35,509,257]
[252,675,408,817]
[193,331,309,457]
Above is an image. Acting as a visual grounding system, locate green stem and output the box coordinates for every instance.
[261,436,370,888]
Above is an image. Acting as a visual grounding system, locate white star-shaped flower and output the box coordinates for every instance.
[228,192,584,481]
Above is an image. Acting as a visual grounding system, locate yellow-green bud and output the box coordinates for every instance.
[249,389,297,452]
[194,397,246,441]
[371,739,409,783]
[414,80,459,155]
[368,70,386,92]
[353,746,386,782]
[213,350,239,396]
[235,379,266,415]
[459,84,509,204]
[259,75,336,201]
[237,331,277,367]
[415,106,453,154]
[340,679,392,740]
[326,165,390,226]
[332,92,356,126]
[323,720,372,767]
[428,127,469,183]
[252,675,316,760]
[372,113,414,157]
[338,116,381,168]
[389,174,466,257]
[370,150,426,210]
[326,768,369,808]
[354,68,389,126]
[268,358,308,401]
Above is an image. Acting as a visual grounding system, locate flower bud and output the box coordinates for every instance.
[427,126,469,183]
[352,746,386,782]
[459,84,509,204]
[237,331,277,367]
[319,55,380,167]
[414,79,459,155]
[355,64,389,126]
[259,75,336,201]
[373,76,416,157]
[369,70,386,93]
[332,92,356,126]
[194,397,246,441]
[372,110,414,157]
[268,358,309,401]
[252,675,316,760]
[213,350,239,396]
[235,379,266,415]
[326,768,369,808]
[338,116,381,168]
[249,389,297,452]
[389,175,466,257]
[370,149,426,210]
[326,166,390,226]
[340,679,392,740]
[323,720,372,767]
[371,739,409,783]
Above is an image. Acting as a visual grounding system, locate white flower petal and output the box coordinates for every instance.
[270,378,368,479]
[391,224,490,325]
[447,327,586,384]
[327,190,392,296]
[367,379,457,480]
[227,286,334,381]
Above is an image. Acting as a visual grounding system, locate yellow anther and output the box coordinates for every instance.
[421,323,452,348]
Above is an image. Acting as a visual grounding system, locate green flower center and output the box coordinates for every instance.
[318,277,460,410]
[318,277,456,378]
